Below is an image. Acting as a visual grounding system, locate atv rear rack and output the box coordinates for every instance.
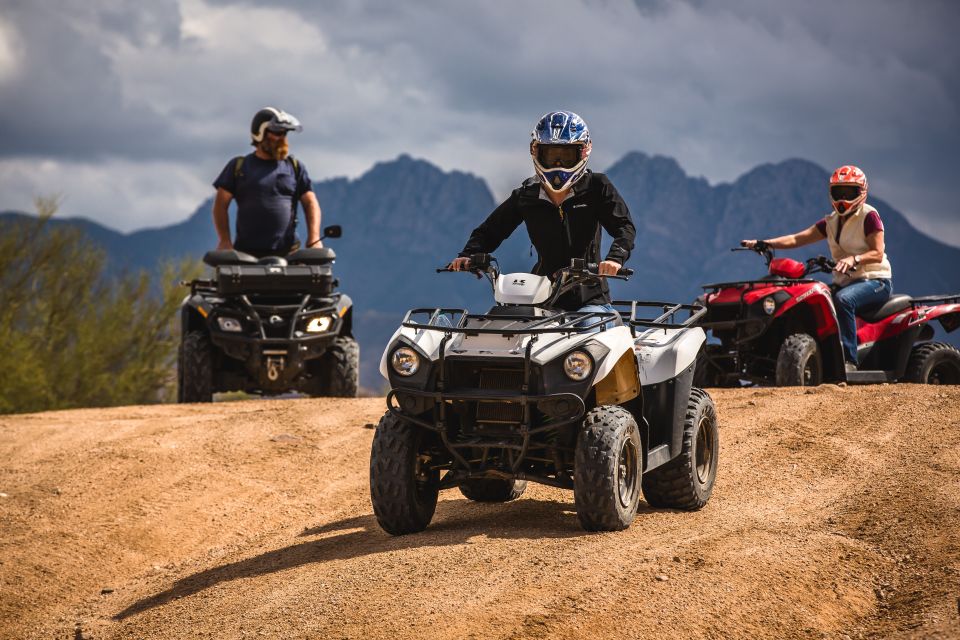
[909,294,960,306]
[612,301,706,333]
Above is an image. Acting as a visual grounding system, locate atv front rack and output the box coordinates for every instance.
[400,308,619,335]
[701,278,819,291]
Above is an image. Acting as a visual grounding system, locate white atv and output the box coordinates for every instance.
[369,254,718,534]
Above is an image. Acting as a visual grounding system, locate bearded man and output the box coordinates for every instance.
[212,107,322,256]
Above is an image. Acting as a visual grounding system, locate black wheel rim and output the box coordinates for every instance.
[617,436,640,509]
[802,355,820,386]
[928,361,960,385]
[695,415,716,485]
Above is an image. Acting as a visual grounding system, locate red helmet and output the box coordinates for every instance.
[829,165,868,215]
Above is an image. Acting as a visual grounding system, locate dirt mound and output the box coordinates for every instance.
[1,386,959,639]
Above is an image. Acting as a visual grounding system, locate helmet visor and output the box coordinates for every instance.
[536,144,583,170]
[830,185,862,202]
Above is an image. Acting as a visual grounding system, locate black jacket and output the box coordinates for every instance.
[459,171,636,310]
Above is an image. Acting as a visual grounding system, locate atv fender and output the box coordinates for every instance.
[181,293,213,334]
[634,326,705,386]
[336,294,354,337]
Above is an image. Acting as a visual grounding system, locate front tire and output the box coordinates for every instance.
[369,411,439,535]
[178,330,213,403]
[574,406,643,532]
[313,336,359,397]
[642,388,719,510]
[459,478,527,503]
[776,333,822,386]
[905,342,960,384]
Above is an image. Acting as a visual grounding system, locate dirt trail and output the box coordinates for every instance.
[1,386,959,639]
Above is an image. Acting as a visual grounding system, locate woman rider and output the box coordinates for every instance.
[741,165,892,372]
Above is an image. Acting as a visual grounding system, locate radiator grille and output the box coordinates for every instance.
[476,368,524,423]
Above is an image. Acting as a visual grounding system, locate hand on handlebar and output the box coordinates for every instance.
[448,256,471,271]
[598,260,621,276]
[833,256,857,274]
[740,239,757,249]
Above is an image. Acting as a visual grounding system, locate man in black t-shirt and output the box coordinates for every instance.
[212,107,322,256]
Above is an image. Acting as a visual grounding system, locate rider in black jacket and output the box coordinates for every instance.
[450,111,635,311]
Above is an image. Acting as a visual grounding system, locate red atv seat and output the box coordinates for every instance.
[858,294,912,323]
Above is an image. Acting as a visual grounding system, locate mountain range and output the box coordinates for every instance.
[4,152,959,387]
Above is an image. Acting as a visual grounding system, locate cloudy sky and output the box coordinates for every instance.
[1,0,958,245]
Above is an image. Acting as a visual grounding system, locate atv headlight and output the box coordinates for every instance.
[563,350,593,381]
[217,316,243,332]
[762,296,776,315]
[305,315,334,333]
[391,347,420,377]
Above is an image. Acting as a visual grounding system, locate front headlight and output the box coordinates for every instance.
[563,350,593,381]
[391,347,420,376]
[762,296,776,315]
[305,315,334,333]
[217,316,243,332]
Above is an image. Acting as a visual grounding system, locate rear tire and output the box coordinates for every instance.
[459,478,527,503]
[178,330,213,403]
[641,388,719,510]
[776,333,822,386]
[574,406,642,532]
[369,411,439,535]
[313,336,359,397]
[905,342,960,385]
[693,344,728,388]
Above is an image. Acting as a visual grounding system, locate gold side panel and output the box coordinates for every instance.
[594,349,640,405]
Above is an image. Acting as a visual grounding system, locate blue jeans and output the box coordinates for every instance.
[575,303,618,329]
[833,278,892,365]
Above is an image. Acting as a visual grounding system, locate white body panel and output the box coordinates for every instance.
[633,326,706,385]
[379,270,704,388]
[494,273,552,305]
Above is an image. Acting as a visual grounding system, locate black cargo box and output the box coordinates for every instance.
[216,264,334,295]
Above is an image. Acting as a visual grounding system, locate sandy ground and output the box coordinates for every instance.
[1,385,959,640]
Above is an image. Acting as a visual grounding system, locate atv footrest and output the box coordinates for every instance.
[845,370,897,384]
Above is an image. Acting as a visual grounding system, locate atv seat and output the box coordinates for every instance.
[203,250,259,267]
[288,247,336,264]
[858,294,912,323]
[485,304,551,318]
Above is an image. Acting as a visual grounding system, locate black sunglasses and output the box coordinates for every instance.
[266,129,289,137]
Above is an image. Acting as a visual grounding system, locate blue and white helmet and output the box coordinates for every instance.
[530,111,592,193]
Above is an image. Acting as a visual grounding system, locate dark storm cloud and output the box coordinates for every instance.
[0,0,186,160]
[0,0,957,242]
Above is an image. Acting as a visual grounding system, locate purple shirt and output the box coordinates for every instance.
[815,210,883,241]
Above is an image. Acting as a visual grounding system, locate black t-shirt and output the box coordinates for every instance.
[213,153,313,253]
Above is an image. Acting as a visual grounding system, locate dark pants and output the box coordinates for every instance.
[833,278,892,365]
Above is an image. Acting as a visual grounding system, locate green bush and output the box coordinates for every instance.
[0,198,201,414]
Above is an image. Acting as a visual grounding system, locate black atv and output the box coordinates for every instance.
[178,225,358,401]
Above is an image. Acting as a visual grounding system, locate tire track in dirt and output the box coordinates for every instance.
[1,387,958,639]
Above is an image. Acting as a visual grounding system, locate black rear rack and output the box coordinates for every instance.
[611,300,706,330]
[910,294,960,306]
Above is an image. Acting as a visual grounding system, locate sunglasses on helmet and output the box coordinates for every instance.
[536,144,583,170]
[830,185,862,201]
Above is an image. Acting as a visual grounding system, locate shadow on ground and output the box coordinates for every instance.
[115,496,648,620]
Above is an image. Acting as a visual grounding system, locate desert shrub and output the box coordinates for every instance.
[0,198,201,414]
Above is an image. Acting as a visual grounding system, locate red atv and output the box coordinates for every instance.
[695,241,960,386]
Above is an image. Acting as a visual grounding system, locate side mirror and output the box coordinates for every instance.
[322,225,342,239]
